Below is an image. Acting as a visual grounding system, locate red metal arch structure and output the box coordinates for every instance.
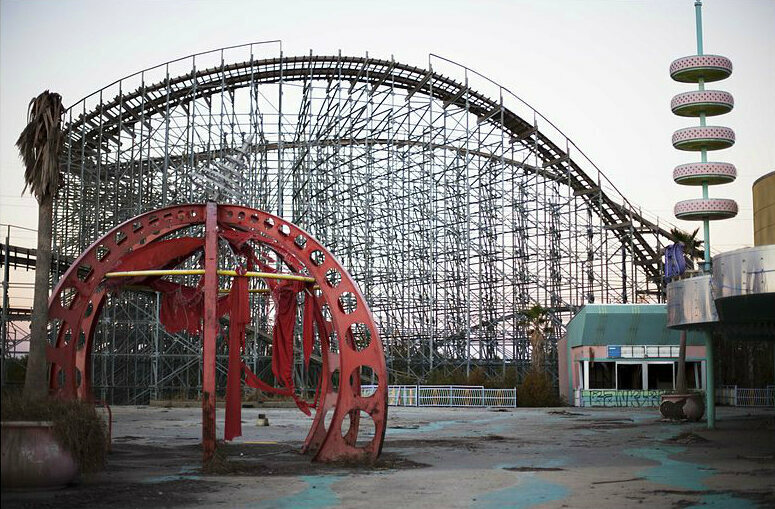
[46,202,387,463]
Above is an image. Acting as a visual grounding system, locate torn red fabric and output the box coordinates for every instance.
[243,365,311,416]
[224,267,250,441]
[104,236,208,335]
[108,228,318,423]
[148,279,231,335]
[151,280,205,335]
[268,281,311,415]
[303,291,316,369]
[272,281,299,384]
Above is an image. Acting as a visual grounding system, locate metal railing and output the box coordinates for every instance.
[717,385,775,407]
[361,385,517,408]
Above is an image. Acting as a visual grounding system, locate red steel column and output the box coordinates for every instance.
[202,201,218,463]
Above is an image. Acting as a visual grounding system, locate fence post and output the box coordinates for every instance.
[415,385,419,407]
[734,385,738,407]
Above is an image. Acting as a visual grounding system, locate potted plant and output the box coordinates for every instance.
[1,394,108,489]
[659,329,705,421]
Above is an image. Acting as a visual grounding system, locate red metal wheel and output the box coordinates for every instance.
[46,203,388,462]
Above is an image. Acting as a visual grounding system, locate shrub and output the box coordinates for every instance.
[517,371,562,407]
[466,367,488,387]
[1,392,108,472]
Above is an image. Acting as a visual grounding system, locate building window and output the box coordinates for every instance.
[617,363,643,390]
[647,363,674,390]
[589,362,615,389]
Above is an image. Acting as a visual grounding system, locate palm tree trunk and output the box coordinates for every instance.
[676,330,687,394]
[23,193,53,399]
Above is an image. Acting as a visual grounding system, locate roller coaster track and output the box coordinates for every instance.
[63,54,675,287]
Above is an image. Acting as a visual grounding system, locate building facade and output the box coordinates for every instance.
[559,304,707,407]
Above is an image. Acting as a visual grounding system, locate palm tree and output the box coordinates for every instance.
[520,305,552,373]
[16,91,65,399]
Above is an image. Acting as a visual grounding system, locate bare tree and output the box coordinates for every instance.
[16,91,65,399]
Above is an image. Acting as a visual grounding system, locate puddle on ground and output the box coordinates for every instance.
[627,446,756,508]
[141,465,201,484]
[474,458,569,509]
[253,475,341,509]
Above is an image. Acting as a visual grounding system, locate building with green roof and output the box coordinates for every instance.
[559,304,707,407]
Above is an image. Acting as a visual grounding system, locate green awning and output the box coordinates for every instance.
[566,304,706,347]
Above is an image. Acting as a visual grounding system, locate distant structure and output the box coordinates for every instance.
[3,42,686,403]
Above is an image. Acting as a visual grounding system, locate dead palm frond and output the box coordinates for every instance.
[16,91,65,201]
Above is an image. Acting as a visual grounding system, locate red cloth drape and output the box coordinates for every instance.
[105,230,321,439]
[224,267,250,441]
[303,291,316,369]
[267,281,311,415]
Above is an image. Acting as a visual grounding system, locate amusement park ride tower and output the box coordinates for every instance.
[666,1,775,428]
[666,0,738,429]
[671,0,738,262]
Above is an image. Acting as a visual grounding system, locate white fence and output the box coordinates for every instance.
[717,385,775,407]
[361,385,517,408]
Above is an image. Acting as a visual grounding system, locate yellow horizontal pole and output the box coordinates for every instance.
[219,269,315,283]
[106,269,205,277]
[104,269,315,283]
[218,288,270,294]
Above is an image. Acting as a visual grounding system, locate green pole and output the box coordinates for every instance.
[694,1,704,56]
[567,334,574,405]
[705,330,715,429]
[695,1,712,273]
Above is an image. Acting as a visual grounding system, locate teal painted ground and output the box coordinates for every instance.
[627,446,757,508]
[475,458,569,509]
[253,475,341,509]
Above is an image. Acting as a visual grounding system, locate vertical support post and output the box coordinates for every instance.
[202,201,218,463]
[705,331,715,429]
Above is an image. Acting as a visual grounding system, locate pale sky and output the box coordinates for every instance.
[1,0,774,310]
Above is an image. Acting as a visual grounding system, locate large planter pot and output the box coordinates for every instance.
[659,393,706,422]
[1,421,79,490]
